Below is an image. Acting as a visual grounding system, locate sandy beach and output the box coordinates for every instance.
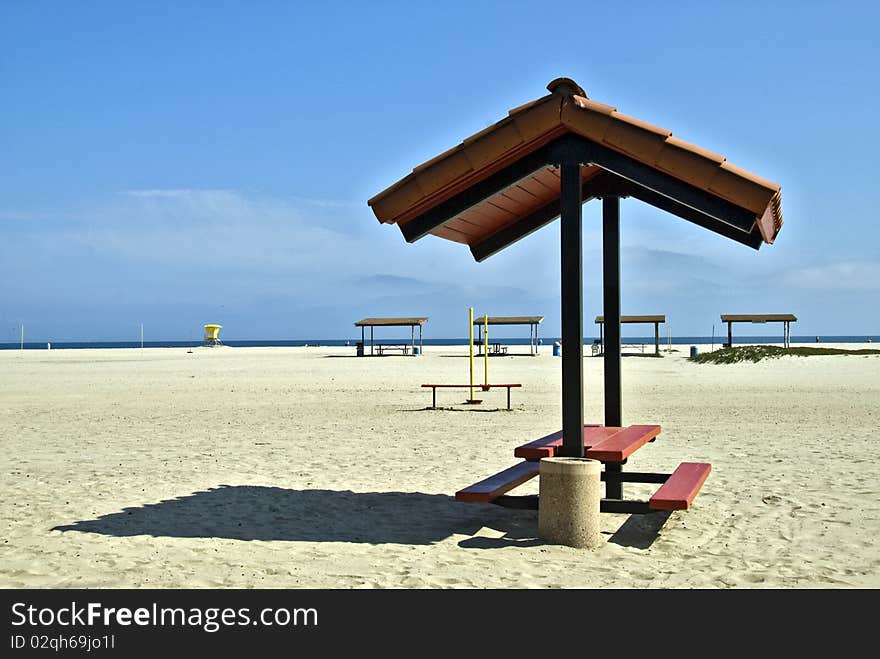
[1,342,878,588]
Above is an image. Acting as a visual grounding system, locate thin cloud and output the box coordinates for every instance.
[290,195,362,209]
[5,188,878,338]
[121,189,231,198]
[0,210,71,222]
[14,189,535,296]
[779,261,880,291]
[357,274,429,288]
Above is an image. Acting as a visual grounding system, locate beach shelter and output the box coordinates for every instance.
[720,313,797,348]
[368,78,784,495]
[595,315,665,356]
[473,315,544,355]
[354,317,427,355]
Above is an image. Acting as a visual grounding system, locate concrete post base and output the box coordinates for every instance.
[538,457,602,549]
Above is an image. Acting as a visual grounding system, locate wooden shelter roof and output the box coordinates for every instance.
[354,317,428,327]
[368,78,783,260]
[473,315,544,325]
[595,315,665,324]
[720,314,797,323]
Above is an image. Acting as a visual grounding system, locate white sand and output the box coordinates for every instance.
[1,342,878,588]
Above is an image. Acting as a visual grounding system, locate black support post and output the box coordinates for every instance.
[603,196,623,499]
[560,161,584,458]
[728,322,732,348]
[654,322,660,356]
[603,196,622,428]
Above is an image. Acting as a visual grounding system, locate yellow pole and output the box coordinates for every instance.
[483,315,488,388]
[468,307,475,401]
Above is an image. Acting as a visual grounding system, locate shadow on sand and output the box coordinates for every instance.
[459,509,671,550]
[52,485,530,546]
[398,406,515,413]
[52,485,671,549]
[437,354,536,358]
[607,510,672,548]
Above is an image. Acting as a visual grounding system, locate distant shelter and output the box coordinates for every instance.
[720,313,797,348]
[473,315,544,355]
[595,315,665,356]
[354,317,428,356]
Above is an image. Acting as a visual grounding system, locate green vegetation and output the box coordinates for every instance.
[689,344,880,364]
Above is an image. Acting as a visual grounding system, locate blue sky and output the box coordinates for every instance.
[2,1,878,342]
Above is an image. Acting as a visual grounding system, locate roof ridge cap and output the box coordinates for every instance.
[547,77,586,98]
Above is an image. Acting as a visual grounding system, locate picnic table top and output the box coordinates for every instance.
[514,424,661,462]
[421,383,521,388]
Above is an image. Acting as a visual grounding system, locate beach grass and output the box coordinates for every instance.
[690,344,880,364]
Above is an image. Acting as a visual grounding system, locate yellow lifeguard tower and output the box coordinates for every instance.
[204,324,222,346]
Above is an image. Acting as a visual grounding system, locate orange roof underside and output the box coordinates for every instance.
[368,78,783,250]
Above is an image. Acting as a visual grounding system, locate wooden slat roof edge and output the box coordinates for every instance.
[365,93,562,214]
[354,317,429,326]
[720,314,797,322]
[368,77,783,247]
[472,315,544,325]
[595,315,666,323]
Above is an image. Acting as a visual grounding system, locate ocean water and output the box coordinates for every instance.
[0,336,875,350]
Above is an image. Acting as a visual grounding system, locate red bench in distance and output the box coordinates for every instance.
[421,383,522,410]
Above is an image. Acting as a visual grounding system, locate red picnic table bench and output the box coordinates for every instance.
[455,424,711,514]
[421,383,522,410]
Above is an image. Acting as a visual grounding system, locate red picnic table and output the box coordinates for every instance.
[455,424,711,514]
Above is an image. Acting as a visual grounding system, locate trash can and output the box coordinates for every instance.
[413,346,420,355]
[356,342,364,357]
[553,342,561,357]
[690,346,698,358]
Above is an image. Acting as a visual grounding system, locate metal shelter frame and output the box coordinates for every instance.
[595,315,665,356]
[354,317,427,356]
[473,315,544,356]
[720,314,797,348]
